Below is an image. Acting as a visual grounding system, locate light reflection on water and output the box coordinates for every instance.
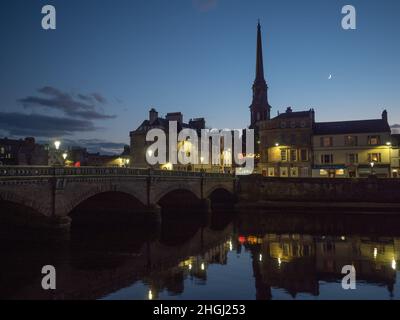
[1,210,400,300]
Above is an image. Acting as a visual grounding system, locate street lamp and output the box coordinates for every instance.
[275,142,279,147]
[370,162,375,176]
[62,153,68,160]
[54,140,61,150]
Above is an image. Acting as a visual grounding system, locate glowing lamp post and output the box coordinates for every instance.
[370,162,375,176]
[54,141,61,150]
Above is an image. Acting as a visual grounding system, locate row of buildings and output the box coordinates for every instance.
[258,108,398,178]
[128,22,399,178]
[0,137,131,167]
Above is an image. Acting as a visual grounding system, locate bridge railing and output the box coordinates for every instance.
[0,166,233,179]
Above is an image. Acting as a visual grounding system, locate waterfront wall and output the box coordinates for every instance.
[238,176,400,203]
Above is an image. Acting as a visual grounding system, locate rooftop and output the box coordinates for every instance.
[314,119,391,135]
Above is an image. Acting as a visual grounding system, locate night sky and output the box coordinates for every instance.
[1,0,399,154]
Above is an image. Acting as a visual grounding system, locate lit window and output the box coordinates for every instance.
[280,149,288,161]
[368,153,381,163]
[336,169,345,175]
[290,167,299,177]
[280,167,288,177]
[320,169,328,176]
[0,147,4,154]
[368,136,380,145]
[268,167,275,177]
[320,137,333,147]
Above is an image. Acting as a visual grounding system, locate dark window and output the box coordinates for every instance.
[348,153,358,164]
[290,149,297,162]
[321,154,334,164]
[345,136,358,146]
[300,149,308,161]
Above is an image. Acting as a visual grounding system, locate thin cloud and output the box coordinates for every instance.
[18,86,115,120]
[77,139,127,155]
[193,0,218,12]
[92,93,107,104]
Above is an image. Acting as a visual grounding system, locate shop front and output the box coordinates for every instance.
[358,164,390,178]
[312,165,347,178]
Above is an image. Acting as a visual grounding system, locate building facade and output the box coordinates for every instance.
[312,111,392,178]
[130,109,232,172]
[390,134,400,178]
[0,137,48,166]
[258,107,315,177]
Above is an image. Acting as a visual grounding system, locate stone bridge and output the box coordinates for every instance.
[0,166,236,231]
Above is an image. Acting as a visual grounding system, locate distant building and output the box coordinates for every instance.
[312,111,392,178]
[86,153,123,167]
[0,137,48,166]
[65,146,89,167]
[391,134,400,178]
[130,108,228,172]
[258,107,315,177]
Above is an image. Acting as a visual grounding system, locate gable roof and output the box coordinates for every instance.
[314,119,391,135]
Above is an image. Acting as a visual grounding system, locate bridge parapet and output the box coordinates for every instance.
[0,166,234,179]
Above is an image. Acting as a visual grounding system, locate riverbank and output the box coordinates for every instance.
[235,200,400,213]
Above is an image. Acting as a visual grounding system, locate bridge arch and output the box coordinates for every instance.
[63,185,147,217]
[153,183,201,206]
[157,188,201,209]
[205,184,234,199]
[0,190,49,217]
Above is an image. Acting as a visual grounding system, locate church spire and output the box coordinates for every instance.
[255,20,265,83]
[250,21,271,127]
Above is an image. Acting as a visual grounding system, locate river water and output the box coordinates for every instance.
[1,209,400,300]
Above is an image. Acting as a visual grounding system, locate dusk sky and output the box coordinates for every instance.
[1,0,399,154]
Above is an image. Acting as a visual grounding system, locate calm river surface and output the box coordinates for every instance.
[1,209,400,300]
